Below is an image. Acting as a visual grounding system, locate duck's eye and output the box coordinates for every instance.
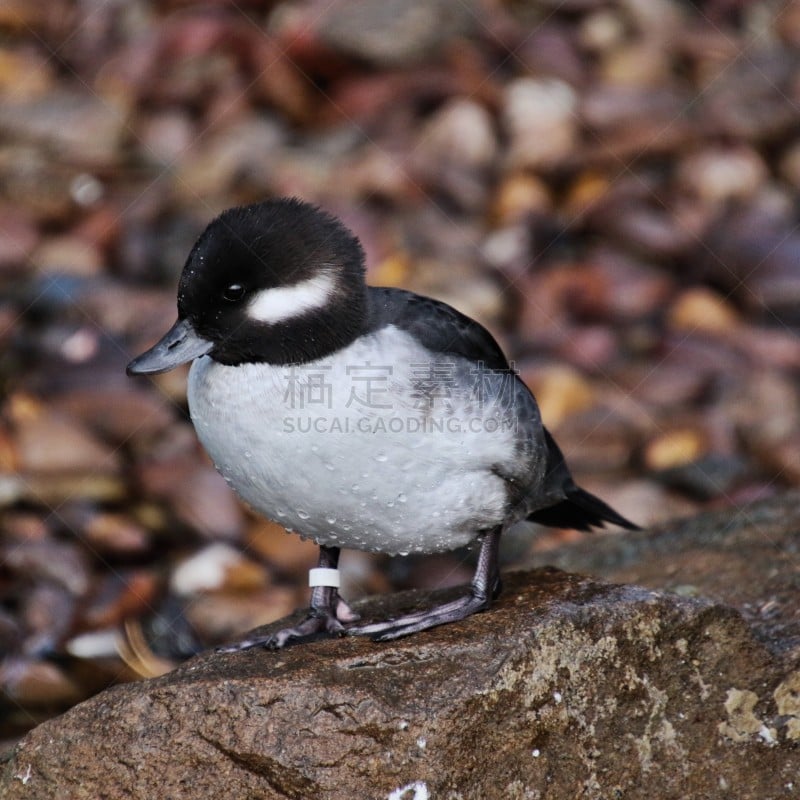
[222,283,245,302]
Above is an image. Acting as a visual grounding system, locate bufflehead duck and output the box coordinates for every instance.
[128,198,637,648]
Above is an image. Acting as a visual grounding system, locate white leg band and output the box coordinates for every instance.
[309,567,341,588]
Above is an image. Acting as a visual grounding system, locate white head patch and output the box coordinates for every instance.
[247,272,336,324]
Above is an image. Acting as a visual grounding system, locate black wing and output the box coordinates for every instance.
[367,287,639,532]
[366,287,510,371]
[528,428,640,531]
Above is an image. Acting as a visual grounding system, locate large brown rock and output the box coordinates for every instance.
[543,490,800,660]
[2,526,798,800]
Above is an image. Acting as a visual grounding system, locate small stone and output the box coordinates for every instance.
[677,147,768,205]
[0,608,20,654]
[82,512,152,556]
[699,200,800,321]
[581,85,686,133]
[412,99,497,210]
[0,145,75,220]
[591,251,676,321]
[601,42,672,87]
[481,225,531,275]
[516,266,607,341]
[0,206,39,271]
[417,99,496,171]
[654,454,753,501]
[617,333,740,408]
[699,48,800,142]
[333,147,414,205]
[31,235,104,277]
[173,116,285,204]
[2,513,48,542]
[593,201,693,259]
[515,22,586,86]
[69,173,104,207]
[730,370,799,446]
[0,45,53,98]
[370,250,412,289]
[134,428,245,539]
[667,288,740,334]
[184,587,299,643]
[546,405,639,474]
[0,658,82,707]
[622,0,685,36]
[55,388,175,446]
[20,584,76,655]
[502,77,578,170]
[522,365,596,429]
[318,0,473,66]
[0,0,46,30]
[0,88,128,166]
[491,174,552,225]
[18,473,126,507]
[64,629,121,660]
[776,1,800,46]
[3,540,90,596]
[246,520,319,578]
[751,433,800,486]
[564,170,611,216]
[136,111,196,166]
[169,465,246,540]
[554,325,619,372]
[731,326,800,370]
[11,403,121,475]
[82,571,160,629]
[643,429,707,471]
[572,478,697,528]
[579,9,626,52]
[411,258,506,328]
[170,543,266,596]
[778,139,800,189]
[247,35,315,123]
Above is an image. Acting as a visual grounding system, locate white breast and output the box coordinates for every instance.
[187,327,517,555]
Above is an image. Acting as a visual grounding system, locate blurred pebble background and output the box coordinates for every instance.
[1,0,799,747]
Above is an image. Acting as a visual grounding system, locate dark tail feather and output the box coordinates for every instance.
[528,487,640,532]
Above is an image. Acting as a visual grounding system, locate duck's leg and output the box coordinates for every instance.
[216,545,356,652]
[348,526,503,641]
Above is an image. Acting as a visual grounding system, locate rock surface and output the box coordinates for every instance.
[543,491,800,662]
[3,505,799,800]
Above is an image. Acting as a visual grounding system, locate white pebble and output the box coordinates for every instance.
[65,629,119,659]
[388,781,429,800]
[419,98,497,169]
[169,543,242,595]
[70,173,104,206]
[503,78,578,169]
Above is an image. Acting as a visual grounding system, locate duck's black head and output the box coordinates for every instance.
[127,198,368,374]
